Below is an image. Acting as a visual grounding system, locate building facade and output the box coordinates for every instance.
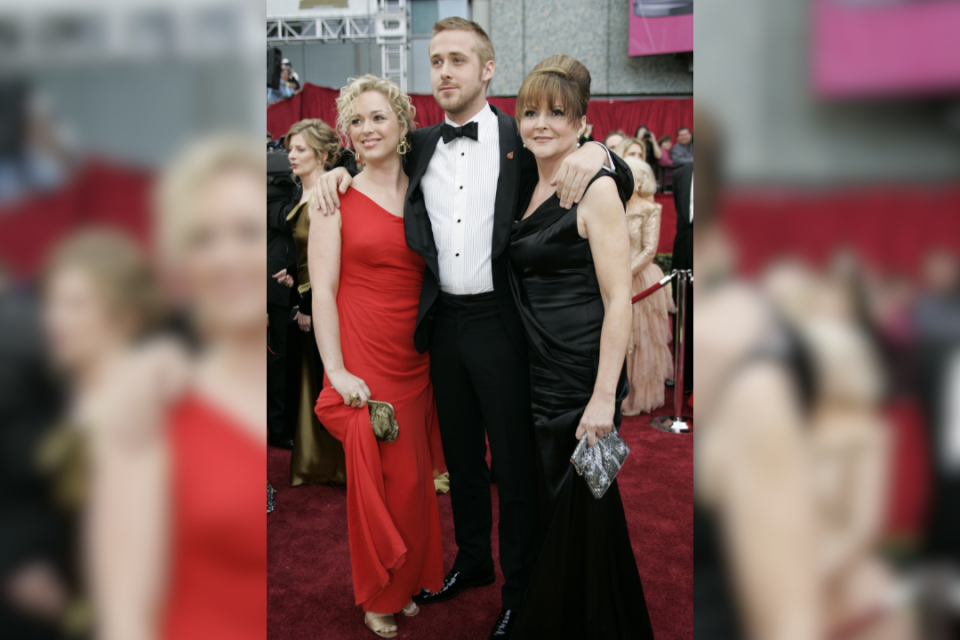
[267,0,693,97]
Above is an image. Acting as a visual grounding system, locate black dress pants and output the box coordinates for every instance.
[429,291,540,611]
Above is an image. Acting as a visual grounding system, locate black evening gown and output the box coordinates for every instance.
[508,172,655,639]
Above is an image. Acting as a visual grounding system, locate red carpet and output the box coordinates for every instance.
[268,389,693,640]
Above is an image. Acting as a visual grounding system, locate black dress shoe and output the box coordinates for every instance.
[412,568,495,605]
[268,434,294,450]
[488,608,517,639]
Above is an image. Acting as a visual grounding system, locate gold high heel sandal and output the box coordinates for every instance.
[364,612,398,638]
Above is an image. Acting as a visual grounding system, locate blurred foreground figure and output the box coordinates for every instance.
[801,314,915,640]
[49,136,267,640]
[0,262,68,640]
[39,230,166,640]
[693,117,821,640]
[912,249,960,639]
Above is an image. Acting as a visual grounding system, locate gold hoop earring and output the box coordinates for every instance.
[397,136,410,156]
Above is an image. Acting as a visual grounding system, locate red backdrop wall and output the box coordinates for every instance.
[720,186,960,277]
[267,83,693,146]
[0,160,153,280]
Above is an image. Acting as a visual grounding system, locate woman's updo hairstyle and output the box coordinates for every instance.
[516,54,591,126]
[284,118,341,171]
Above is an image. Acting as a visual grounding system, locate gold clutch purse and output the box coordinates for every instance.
[368,400,399,443]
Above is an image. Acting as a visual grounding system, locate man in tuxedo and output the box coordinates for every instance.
[316,18,632,638]
[266,151,298,449]
[672,162,693,393]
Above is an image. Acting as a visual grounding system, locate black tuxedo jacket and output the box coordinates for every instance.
[671,163,693,271]
[267,178,298,308]
[402,103,634,355]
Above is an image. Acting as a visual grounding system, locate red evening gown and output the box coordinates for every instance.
[314,188,446,614]
[161,394,266,640]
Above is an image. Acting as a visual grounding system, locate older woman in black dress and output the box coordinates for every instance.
[507,55,654,639]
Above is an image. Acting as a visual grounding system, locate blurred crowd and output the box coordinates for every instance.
[587,123,694,195]
[694,116,960,640]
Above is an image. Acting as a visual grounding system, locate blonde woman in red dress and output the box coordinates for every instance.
[310,75,446,638]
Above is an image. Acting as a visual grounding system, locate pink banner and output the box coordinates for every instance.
[813,0,960,98]
[629,1,693,56]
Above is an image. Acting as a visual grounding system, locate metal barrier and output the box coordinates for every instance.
[643,269,692,434]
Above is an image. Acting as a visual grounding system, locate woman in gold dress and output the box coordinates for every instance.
[620,157,675,415]
[283,119,347,487]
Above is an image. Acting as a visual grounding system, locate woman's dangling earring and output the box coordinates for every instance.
[397,136,410,156]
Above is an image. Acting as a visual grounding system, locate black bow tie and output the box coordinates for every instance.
[441,121,479,144]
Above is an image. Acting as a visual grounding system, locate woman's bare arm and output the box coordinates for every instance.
[308,208,371,406]
[714,363,821,640]
[576,177,633,444]
[87,342,189,640]
[818,420,890,581]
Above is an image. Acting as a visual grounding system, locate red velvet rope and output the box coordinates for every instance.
[632,272,676,304]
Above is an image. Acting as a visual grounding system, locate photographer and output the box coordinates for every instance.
[634,124,664,167]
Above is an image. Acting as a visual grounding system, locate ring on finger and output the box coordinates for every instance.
[349,394,361,406]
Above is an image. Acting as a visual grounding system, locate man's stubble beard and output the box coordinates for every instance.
[437,73,487,117]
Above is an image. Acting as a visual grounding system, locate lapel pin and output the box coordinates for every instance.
[507,151,514,160]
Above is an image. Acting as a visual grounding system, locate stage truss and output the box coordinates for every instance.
[267,0,408,91]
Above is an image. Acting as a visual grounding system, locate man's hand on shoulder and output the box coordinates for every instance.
[313,167,353,216]
[552,142,611,209]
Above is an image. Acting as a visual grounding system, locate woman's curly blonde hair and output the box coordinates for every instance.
[335,74,416,151]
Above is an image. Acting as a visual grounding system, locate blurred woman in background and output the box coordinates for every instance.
[283,119,347,488]
[633,125,663,167]
[38,229,165,639]
[64,136,267,640]
[658,135,674,166]
[603,130,627,151]
[801,314,915,640]
[613,136,646,163]
[620,157,674,415]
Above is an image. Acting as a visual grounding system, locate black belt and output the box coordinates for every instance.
[438,290,498,310]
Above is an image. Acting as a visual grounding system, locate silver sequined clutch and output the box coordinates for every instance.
[570,431,630,499]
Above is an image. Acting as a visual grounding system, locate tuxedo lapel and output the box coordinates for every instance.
[491,105,518,259]
[404,124,443,280]
[408,124,443,196]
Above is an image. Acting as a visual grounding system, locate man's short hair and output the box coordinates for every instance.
[432,17,495,66]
